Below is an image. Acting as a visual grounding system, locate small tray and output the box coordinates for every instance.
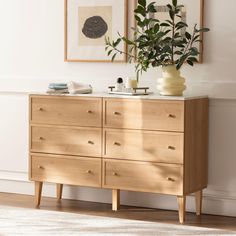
[108,86,152,96]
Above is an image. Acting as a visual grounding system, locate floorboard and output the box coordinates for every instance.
[0,192,235,231]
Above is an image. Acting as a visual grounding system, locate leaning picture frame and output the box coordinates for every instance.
[146,0,205,63]
[65,0,128,62]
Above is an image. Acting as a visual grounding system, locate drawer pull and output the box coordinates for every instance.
[88,140,94,145]
[113,142,121,146]
[113,112,121,115]
[87,110,93,114]
[166,177,175,182]
[86,170,92,174]
[38,165,44,170]
[112,172,118,176]
[38,108,44,111]
[167,114,176,118]
[168,146,175,150]
[39,137,44,141]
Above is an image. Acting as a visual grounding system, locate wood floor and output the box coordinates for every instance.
[0,192,236,231]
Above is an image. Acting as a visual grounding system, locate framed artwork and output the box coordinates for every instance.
[65,0,128,62]
[146,0,205,63]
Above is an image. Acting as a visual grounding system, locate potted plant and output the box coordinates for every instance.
[105,0,209,96]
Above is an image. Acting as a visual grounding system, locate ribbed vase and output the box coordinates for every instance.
[157,65,186,96]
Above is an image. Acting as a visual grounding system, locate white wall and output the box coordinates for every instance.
[0,0,236,217]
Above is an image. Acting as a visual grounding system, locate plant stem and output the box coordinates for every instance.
[109,45,135,59]
[171,8,175,64]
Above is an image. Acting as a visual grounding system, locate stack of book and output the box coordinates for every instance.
[46,82,93,95]
[46,83,69,94]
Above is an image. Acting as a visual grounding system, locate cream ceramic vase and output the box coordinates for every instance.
[157,65,186,96]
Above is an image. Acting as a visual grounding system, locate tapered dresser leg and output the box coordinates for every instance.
[56,184,63,200]
[195,190,202,216]
[35,181,43,207]
[112,189,120,211]
[177,196,186,224]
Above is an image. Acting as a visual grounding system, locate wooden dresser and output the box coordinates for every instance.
[29,94,208,223]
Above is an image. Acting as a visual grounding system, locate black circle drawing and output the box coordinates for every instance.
[82,16,108,39]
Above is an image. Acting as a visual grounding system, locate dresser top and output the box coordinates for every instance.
[29,92,208,101]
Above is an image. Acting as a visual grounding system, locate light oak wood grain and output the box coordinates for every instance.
[112,189,120,211]
[103,159,183,195]
[35,181,43,207]
[183,98,209,194]
[30,96,102,127]
[56,184,63,200]
[31,154,102,188]
[30,125,102,157]
[29,95,208,223]
[103,129,183,164]
[177,196,186,224]
[103,98,184,132]
[195,190,202,216]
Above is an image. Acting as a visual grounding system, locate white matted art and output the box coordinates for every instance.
[147,0,205,63]
[65,0,128,62]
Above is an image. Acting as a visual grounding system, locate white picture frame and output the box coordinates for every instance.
[65,0,128,62]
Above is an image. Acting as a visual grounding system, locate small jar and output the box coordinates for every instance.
[115,77,124,91]
[125,77,138,89]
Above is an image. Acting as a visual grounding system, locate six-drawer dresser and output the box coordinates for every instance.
[29,94,209,223]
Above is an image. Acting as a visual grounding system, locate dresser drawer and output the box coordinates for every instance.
[31,126,102,157]
[30,96,102,127]
[31,154,101,187]
[103,159,183,195]
[103,99,184,131]
[103,129,183,164]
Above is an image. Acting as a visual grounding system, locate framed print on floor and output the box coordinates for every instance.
[65,0,128,62]
[146,0,205,63]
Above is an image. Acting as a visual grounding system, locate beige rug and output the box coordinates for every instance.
[0,205,235,236]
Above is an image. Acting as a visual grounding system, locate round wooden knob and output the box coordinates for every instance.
[87,110,93,114]
[38,165,44,169]
[38,108,44,111]
[39,137,44,140]
[113,142,121,146]
[166,177,175,182]
[167,114,176,118]
[86,170,92,174]
[168,146,175,150]
[112,172,118,176]
[113,112,121,115]
[88,141,94,145]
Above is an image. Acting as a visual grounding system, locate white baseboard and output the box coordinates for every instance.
[0,177,235,217]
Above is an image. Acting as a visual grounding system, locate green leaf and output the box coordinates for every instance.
[134,6,146,16]
[153,23,160,33]
[108,50,113,56]
[165,20,173,25]
[160,22,171,27]
[185,32,191,40]
[193,35,200,41]
[113,38,122,47]
[169,10,174,20]
[174,51,182,55]
[167,4,172,10]
[188,57,198,63]
[172,0,177,7]
[187,60,194,66]
[147,2,157,12]
[135,15,141,23]
[122,37,134,45]
[198,28,210,32]
[138,0,146,8]
[111,53,117,61]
